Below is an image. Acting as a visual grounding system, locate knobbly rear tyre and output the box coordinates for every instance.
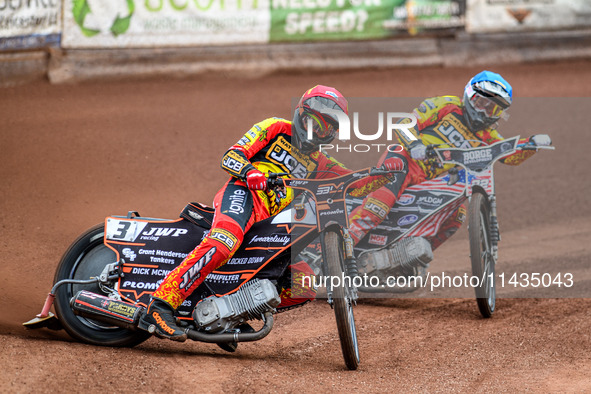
[53,224,151,347]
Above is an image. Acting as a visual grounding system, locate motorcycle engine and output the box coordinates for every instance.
[359,236,433,277]
[192,279,281,333]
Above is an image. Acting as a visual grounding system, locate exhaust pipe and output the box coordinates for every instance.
[71,290,275,343]
[185,312,274,343]
[70,290,143,331]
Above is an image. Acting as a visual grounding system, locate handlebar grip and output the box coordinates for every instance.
[520,145,538,151]
[370,167,405,176]
[267,176,289,189]
[426,145,439,158]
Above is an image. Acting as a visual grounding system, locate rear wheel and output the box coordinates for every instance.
[54,224,151,346]
[468,193,496,318]
[324,231,360,370]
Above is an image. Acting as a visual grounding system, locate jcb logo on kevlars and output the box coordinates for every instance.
[364,198,390,220]
[222,150,249,174]
[267,136,316,178]
[434,117,475,149]
[209,229,238,251]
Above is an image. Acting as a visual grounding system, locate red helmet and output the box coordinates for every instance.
[292,85,348,153]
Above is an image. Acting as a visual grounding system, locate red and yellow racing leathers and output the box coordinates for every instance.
[349,95,536,247]
[153,117,394,309]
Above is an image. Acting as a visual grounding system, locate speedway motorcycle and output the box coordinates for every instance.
[24,167,396,371]
[329,136,553,317]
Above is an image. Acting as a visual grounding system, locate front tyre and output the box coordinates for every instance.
[324,231,360,370]
[468,193,496,318]
[53,224,151,346]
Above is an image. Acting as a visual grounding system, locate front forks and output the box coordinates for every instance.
[322,229,359,308]
[489,196,500,262]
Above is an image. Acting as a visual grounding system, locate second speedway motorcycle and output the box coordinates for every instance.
[336,136,553,317]
[24,167,396,370]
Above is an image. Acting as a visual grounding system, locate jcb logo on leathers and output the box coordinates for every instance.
[267,136,315,178]
[434,116,475,149]
[364,198,390,220]
[222,151,248,173]
[209,229,238,251]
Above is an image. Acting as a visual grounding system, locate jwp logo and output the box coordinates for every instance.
[311,110,418,153]
[179,247,217,290]
[142,227,188,237]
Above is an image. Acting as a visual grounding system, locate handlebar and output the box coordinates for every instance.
[265,166,403,190]
[425,140,555,160]
[369,166,405,176]
[266,172,290,189]
[517,143,556,151]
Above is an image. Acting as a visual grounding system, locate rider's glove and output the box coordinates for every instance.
[409,143,427,161]
[246,169,267,191]
[530,134,552,147]
[382,157,405,172]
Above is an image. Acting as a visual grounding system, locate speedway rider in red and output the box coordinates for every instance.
[139,85,404,341]
[348,71,552,250]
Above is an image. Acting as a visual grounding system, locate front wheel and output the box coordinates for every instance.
[324,231,360,370]
[468,193,496,318]
[53,224,151,346]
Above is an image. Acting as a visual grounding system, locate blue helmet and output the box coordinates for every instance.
[463,71,513,130]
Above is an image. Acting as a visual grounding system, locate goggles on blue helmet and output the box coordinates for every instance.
[465,82,510,121]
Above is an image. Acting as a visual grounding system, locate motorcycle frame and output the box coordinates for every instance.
[358,136,521,257]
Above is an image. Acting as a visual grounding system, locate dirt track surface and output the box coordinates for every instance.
[1,60,591,392]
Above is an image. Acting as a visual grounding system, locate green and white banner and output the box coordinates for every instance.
[271,0,464,42]
[62,0,464,48]
[62,0,271,48]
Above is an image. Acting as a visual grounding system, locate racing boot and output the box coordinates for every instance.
[138,298,187,342]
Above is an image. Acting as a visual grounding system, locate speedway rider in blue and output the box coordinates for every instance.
[348,71,552,249]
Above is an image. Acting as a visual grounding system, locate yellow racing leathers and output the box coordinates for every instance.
[348,96,536,248]
[153,117,395,309]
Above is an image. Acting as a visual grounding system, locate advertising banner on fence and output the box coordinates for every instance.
[270,0,464,42]
[0,0,61,51]
[467,0,591,33]
[382,0,465,34]
[62,0,465,48]
[62,0,271,48]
